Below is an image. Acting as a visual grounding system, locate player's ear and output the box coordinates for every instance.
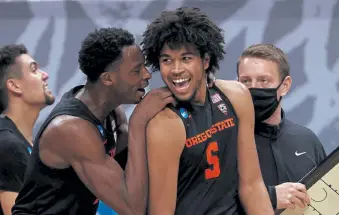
[99,72,114,86]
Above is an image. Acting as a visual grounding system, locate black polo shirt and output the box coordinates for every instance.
[255,110,326,209]
[0,115,32,215]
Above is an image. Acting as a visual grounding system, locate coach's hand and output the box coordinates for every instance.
[276,182,310,210]
[131,87,175,124]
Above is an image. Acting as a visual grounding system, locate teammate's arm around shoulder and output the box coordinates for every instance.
[216,80,274,215]
[146,108,186,215]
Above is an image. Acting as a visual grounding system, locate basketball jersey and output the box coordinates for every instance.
[170,86,243,215]
[12,86,118,215]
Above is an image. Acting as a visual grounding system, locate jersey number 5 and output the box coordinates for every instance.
[204,141,220,179]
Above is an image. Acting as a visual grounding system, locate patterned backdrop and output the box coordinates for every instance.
[1,0,338,214]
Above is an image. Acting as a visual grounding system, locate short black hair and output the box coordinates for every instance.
[0,44,27,113]
[78,27,135,82]
[141,7,225,75]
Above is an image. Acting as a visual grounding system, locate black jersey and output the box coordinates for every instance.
[12,86,117,215]
[170,86,243,215]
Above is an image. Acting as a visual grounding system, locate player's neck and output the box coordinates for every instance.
[191,78,207,105]
[79,83,120,123]
[4,102,39,145]
[263,105,282,126]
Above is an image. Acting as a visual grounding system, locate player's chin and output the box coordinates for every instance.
[133,97,142,104]
[44,93,55,106]
[132,92,145,104]
[173,92,194,103]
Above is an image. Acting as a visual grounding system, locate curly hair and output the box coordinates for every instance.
[141,7,225,75]
[78,27,135,82]
[0,44,28,113]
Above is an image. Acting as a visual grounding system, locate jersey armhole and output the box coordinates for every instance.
[167,105,190,131]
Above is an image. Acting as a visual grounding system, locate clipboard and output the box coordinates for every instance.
[279,146,339,215]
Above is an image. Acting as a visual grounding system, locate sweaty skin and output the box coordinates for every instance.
[146,80,274,215]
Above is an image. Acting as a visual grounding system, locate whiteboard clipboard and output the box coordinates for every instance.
[279,146,339,215]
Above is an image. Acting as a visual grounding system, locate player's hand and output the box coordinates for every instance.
[275,182,310,210]
[207,72,216,88]
[131,87,176,124]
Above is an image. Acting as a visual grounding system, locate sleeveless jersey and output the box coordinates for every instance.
[12,86,118,215]
[170,86,243,215]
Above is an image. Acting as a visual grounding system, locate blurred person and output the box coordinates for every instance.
[0,44,55,215]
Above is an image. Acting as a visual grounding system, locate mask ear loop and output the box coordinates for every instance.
[276,76,287,103]
[276,76,287,90]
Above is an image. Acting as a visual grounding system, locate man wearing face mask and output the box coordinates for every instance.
[237,44,326,212]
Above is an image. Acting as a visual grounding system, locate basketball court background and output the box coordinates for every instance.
[1,0,338,214]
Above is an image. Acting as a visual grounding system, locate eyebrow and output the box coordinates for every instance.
[131,62,143,70]
[30,61,38,67]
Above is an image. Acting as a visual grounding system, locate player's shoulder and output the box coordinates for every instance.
[147,108,186,150]
[215,79,250,97]
[214,79,253,113]
[43,115,97,140]
[148,107,183,127]
[0,130,24,152]
[147,107,185,136]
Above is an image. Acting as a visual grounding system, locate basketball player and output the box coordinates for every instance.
[141,7,274,215]
[12,28,174,215]
[0,44,55,215]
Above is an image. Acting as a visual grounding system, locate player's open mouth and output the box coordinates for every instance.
[137,88,146,93]
[172,78,191,92]
[137,88,146,97]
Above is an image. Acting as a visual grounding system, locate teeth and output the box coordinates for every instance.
[173,78,189,83]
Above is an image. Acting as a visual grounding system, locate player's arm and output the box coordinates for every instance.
[216,80,274,215]
[114,105,128,155]
[0,135,28,215]
[0,191,18,215]
[146,109,186,215]
[40,116,148,215]
[112,105,129,169]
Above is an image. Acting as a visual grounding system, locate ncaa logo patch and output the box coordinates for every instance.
[217,103,227,115]
[97,125,105,138]
[27,147,32,154]
[180,108,189,118]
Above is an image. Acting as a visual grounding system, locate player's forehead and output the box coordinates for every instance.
[12,54,38,74]
[118,44,144,70]
[160,43,200,56]
[121,44,145,61]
